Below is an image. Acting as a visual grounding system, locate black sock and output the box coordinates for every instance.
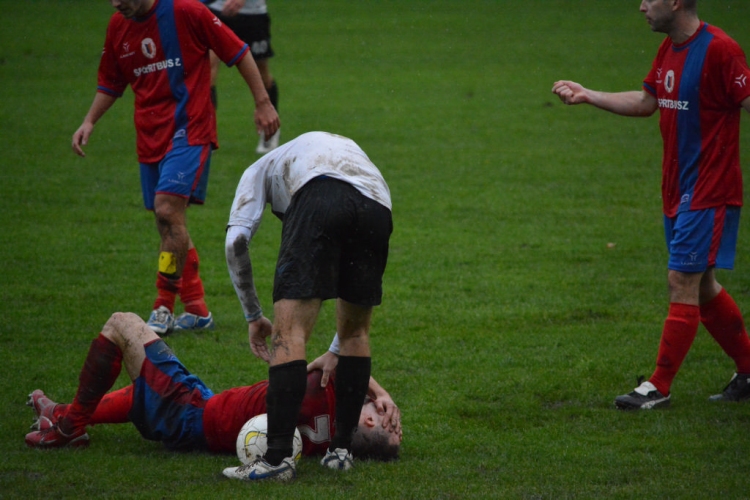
[268,80,278,111]
[264,359,307,465]
[330,356,371,451]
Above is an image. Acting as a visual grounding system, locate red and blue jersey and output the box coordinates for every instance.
[643,22,750,217]
[202,370,337,457]
[97,0,249,163]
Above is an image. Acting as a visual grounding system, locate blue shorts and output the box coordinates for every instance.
[139,145,212,211]
[129,339,214,451]
[664,206,740,272]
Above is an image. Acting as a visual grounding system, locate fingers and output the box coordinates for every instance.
[72,131,88,157]
[551,80,583,105]
[254,105,280,141]
[250,341,270,362]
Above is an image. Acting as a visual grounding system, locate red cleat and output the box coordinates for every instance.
[25,424,89,449]
[27,390,66,430]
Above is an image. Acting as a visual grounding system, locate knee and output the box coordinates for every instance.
[153,197,186,228]
[102,312,141,341]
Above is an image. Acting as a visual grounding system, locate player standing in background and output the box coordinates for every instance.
[71,0,279,335]
[225,131,393,480]
[552,0,750,409]
[23,312,402,463]
[204,0,281,154]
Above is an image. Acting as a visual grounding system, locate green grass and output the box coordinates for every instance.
[2,0,750,498]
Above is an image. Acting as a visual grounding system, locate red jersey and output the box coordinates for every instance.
[202,370,337,457]
[643,22,750,217]
[97,0,249,163]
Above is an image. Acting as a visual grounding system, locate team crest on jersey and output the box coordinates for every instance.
[212,16,222,27]
[736,75,748,88]
[141,38,157,59]
[664,70,675,93]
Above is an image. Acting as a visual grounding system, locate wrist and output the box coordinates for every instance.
[245,310,263,322]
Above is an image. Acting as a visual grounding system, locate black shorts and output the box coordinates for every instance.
[209,11,274,60]
[273,177,393,306]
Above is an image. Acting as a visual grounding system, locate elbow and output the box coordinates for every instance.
[225,227,250,264]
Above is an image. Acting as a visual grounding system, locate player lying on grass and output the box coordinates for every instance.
[24,312,402,463]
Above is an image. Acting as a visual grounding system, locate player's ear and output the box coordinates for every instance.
[362,415,376,429]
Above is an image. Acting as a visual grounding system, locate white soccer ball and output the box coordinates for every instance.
[235,413,303,465]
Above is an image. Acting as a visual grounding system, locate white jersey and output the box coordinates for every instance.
[228,131,392,236]
[206,0,267,15]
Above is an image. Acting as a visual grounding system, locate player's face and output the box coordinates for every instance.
[639,0,676,34]
[110,0,153,19]
[359,401,403,447]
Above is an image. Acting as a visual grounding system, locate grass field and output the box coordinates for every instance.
[2,1,750,498]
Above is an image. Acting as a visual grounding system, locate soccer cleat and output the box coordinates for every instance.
[320,448,354,470]
[222,457,296,482]
[256,129,280,154]
[27,390,65,430]
[25,423,89,449]
[615,380,670,410]
[34,416,55,432]
[709,373,750,402]
[147,306,174,335]
[173,311,215,331]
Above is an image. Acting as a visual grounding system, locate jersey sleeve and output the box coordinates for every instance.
[643,39,670,97]
[186,1,250,67]
[97,18,128,97]
[227,163,268,235]
[724,47,750,105]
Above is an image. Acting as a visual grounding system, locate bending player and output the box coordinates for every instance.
[24,312,402,463]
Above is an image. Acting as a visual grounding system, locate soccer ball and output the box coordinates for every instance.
[235,413,303,465]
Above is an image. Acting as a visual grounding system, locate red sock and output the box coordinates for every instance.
[701,289,750,373]
[153,273,181,312]
[649,303,700,396]
[180,247,209,317]
[61,334,123,434]
[89,386,133,425]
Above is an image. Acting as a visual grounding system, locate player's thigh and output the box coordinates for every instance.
[665,206,740,272]
[130,339,213,450]
[272,178,353,302]
[217,13,274,60]
[154,145,212,206]
[338,198,393,307]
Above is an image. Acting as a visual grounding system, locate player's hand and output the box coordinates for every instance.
[551,80,589,105]
[255,101,280,142]
[221,0,245,17]
[248,316,273,362]
[372,393,401,436]
[72,123,94,157]
[306,350,338,387]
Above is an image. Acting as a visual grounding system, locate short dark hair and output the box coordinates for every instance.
[682,0,697,12]
[350,424,400,462]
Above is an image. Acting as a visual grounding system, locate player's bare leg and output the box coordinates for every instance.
[101,312,159,380]
[25,313,152,448]
[148,193,189,334]
[258,299,320,470]
[321,299,373,470]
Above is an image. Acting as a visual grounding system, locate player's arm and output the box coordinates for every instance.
[235,53,280,141]
[71,92,117,157]
[225,224,273,361]
[221,0,245,16]
[552,80,657,117]
[367,376,401,434]
[307,338,402,433]
[742,95,750,114]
